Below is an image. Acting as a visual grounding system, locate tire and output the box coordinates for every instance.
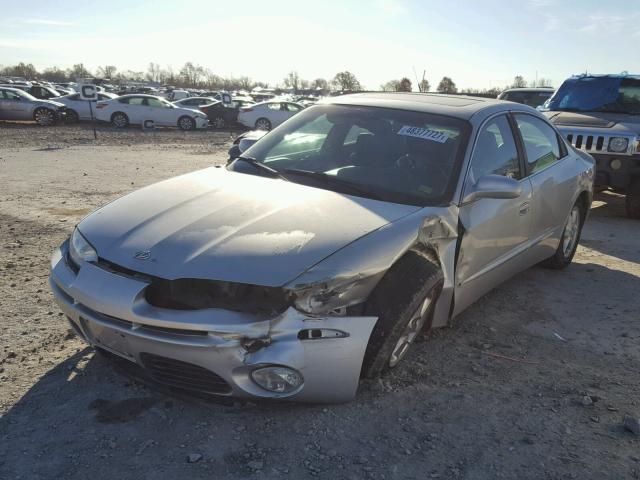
[361,250,444,377]
[111,112,129,128]
[625,179,640,219]
[178,116,195,131]
[65,109,79,123]
[542,201,584,269]
[33,107,55,126]
[212,116,226,129]
[255,118,271,130]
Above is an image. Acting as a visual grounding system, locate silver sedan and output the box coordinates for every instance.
[50,93,594,402]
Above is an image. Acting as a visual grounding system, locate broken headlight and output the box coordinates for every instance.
[291,274,379,316]
[69,228,98,267]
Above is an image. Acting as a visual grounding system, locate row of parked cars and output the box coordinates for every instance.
[0,80,311,130]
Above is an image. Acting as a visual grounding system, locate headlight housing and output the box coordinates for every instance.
[69,228,98,267]
[291,274,380,316]
[608,137,629,153]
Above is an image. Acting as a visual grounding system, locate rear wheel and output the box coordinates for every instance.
[111,112,129,128]
[543,201,584,269]
[362,251,443,377]
[34,108,55,126]
[625,179,640,219]
[178,116,195,131]
[255,118,271,130]
[65,109,79,123]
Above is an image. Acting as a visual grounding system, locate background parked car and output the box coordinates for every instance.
[56,92,119,122]
[0,86,65,125]
[498,87,554,108]
[172,96,217,109]
[0,83,62,100]
[199,100,242,129]
[237,101,304,130]
[95,94,208,130]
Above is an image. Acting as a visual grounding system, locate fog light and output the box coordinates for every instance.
[610,158,622,170]
[251,366,303,393]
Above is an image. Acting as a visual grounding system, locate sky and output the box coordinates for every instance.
[0,0,638,90]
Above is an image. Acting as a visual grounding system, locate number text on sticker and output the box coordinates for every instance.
[397,126,449,143]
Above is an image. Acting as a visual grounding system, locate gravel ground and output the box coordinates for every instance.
[1,123,639,480]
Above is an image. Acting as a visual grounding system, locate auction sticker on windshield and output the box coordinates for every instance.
[397,126,449,143]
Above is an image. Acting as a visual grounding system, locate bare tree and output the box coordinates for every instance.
[333,71,361,91]
[283,71,300,91]
[436,77,457,94]
[512,75,527,88]
[312,78,328,90]
[96,65,117,79]
[398,77,412,92]
[418,78,430,92]
[67,63,92,80]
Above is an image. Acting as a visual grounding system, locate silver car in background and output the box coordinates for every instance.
[0,87,66,125]
[50,93,594,403]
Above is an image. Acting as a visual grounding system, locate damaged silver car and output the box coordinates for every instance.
[50,93,594,402]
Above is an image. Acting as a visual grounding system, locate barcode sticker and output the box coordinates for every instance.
[397,126,449,143]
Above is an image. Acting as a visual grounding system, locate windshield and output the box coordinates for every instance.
[234,104,470,206]
[543,76,640,114]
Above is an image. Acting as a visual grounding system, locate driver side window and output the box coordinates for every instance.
[469,115,521,184]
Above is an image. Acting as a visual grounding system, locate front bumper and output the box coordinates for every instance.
[49,242,377,403]
[587,153,640,190]
[195,117,209,129]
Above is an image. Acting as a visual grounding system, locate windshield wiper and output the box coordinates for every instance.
[234,156,288,181]
[282,168,383,200]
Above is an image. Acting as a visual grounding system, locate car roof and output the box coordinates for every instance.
[322,92,530,121]
[501,88,554,93]
[118,94,164,99]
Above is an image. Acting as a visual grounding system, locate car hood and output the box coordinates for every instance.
[544,111,640,134]
[78,167,420,286]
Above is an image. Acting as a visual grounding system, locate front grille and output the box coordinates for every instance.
[139,353,231,394]
[563,132,634,156]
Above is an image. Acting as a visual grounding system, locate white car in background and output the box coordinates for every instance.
[237,101,304,130]
[95,94,209,130]
[56,92,119,122]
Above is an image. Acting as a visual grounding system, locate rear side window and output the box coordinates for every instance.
[514,114,561,174]
[468,115,521,183]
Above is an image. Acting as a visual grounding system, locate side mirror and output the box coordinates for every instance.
[462,174,522,204]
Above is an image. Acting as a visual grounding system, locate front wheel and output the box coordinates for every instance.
[178,116,195,131]
[625,179,640,219]
[362,251,443,377]
[543,201,584,269]
[255,118,271,130]
[65,109,79,123]
[111,112,129,128]
[34,108,55,126]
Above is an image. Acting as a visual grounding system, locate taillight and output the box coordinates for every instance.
[241,107,253,112]
[96,103,107,109]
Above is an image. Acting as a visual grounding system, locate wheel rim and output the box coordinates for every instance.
[180,117,193,130]
[389,294,433,368]
[113,114,126,127]
[256,119,270,130]
[35,109,53,125]
[562,206,581,258]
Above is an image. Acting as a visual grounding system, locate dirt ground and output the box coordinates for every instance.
[1,123,639,480]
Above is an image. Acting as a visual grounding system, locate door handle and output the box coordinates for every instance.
[519,202,530,215]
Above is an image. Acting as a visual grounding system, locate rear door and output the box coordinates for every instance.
[0,89,31,119]
[512,113,577,262]
[125,96,146,123]
[454,114,533,315]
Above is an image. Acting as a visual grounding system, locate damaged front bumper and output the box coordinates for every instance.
[49,242,377,403]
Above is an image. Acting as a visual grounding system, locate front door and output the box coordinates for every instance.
[454,114,533,315]
[513,113,577,262]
